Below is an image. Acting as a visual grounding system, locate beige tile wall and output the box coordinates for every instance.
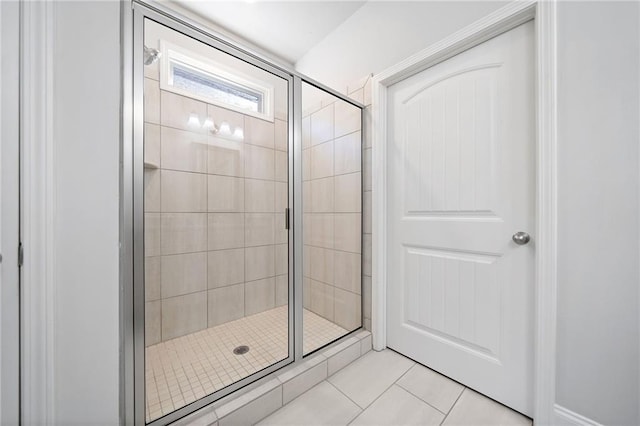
[143,68,289,345]
[302,84,365,334]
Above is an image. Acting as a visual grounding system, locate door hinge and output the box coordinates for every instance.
[285,208,290,230]
[18,242,23,267]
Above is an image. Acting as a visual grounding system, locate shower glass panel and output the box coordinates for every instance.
[142,18,290,424]
[301,82,363,355]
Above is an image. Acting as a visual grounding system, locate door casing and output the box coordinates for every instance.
[371,1,558,424]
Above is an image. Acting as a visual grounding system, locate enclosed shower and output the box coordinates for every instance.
[133,5,363,425]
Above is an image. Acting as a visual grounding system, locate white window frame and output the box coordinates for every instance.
[159,40,275,122]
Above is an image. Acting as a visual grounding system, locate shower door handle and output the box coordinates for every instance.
[285,208,290,230]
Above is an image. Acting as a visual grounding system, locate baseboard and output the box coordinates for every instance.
[554,404,603,426]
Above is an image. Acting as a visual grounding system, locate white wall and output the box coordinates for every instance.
[295,1,508,92]
[53,2,120,424]
[556,2,639,425]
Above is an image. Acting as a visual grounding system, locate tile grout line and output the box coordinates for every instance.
[341,362,416,425]
[439,387,467,426]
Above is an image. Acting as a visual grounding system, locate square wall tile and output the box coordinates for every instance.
[145,256,161,301]
[144,78,160,124]
[308,214,334,249]
[161,252,207,298]
[301,116,311,149]
[334,289,361,331]
[307,246,334,285]
[161,213,208,255]
[145,213,161,257]
[303,182,312,213]
[310,141,334,180]
[245,277,275,315]
[208,213,245,250]
[363,234,372,276]
[334,172,361,213]
[311,104,334,146]
[208,248,245,289]
[144,123,160,166]
[208,137,244,177]
[145,300,161,346]
[334,250,361,294]
[274,119,288,152]
[245,245,275,282]
[334,131,362,175]
[245,179,275,213]
[334,214,361,253]
[275,244,288,276]
[274,212,288,245]
[161,127,208,174]
[302,149,311,181]
[144,169,160,212]
[303,277,312,309]
[208,104,244,136]
[209,175,244,212]
[245,145,275,180]
[245,116,274,149]
[275,182,288,212]
[161,292,207,340]
[245,213,275,247]
[363,191,372,234]
[160,91,207,133]
[208,284,244,327]
[334,100,361,139]
[275,151,288,183]
[310,177,334,213]
[309,280,334,321]
[161,170,207,213]
[363,276,372,321]
[275,275,288,307]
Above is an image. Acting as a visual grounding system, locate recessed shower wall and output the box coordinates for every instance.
[143,79,289,345]
[135,10,363,426]
[302,83,363,355]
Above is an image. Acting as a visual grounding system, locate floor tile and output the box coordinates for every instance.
[350,385,445,426]
[328,349,414,408]
[145,306,346,422]
[397,364,464,413]
[443,389,532,426]
[257,381,361,425]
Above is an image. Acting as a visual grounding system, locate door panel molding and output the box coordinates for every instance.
[19,0,56,424]
[371,1,557,424]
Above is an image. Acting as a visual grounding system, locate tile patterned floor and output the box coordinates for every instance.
[259,349,533,426]
[146,306,347,422]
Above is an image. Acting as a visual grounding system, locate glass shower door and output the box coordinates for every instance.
[140,15,292,424]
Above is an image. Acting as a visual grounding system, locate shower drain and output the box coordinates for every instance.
[233,345,250,355]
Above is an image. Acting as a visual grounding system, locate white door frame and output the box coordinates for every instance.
[371,1,557,424]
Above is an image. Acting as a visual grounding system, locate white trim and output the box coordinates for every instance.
[371,0,557,423]
[554,405,604,426]
[20,1,56,424]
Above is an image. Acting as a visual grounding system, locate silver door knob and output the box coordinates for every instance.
[512,232,530,245]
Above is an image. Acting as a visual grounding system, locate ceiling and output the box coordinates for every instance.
[173,1,366,65]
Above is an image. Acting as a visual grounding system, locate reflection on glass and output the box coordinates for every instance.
[302,82,363,355]
[143,18,289,423]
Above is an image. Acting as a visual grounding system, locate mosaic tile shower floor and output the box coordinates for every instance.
[146,306,347,422]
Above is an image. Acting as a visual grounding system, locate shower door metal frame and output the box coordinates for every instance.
[129,4,296,425]
[122,2,366,425]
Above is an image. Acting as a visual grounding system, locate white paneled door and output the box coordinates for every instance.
[387,22,535,416]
